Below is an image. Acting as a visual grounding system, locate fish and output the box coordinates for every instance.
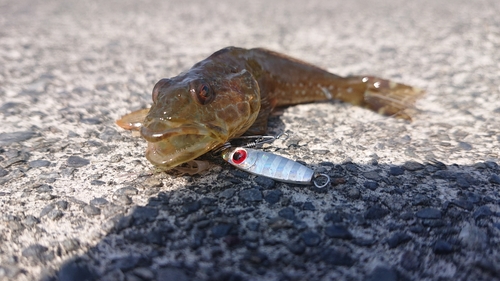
[116,46,424,171]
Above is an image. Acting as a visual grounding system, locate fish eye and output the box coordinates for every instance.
[152,78,171,103]
[192,83,215,105]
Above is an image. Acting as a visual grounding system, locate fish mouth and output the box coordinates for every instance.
[140,120,225,169]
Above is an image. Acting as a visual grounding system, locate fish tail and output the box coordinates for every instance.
[335,76,425,120]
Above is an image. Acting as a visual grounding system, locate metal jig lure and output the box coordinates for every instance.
[221,147,330,188]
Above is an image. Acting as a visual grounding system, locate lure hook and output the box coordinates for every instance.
[211,132,289,156]
[234,132,289,148]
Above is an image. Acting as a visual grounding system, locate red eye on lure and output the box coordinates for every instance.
[232,149,247,164]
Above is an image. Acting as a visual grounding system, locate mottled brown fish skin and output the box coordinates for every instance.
[117,47,424,170]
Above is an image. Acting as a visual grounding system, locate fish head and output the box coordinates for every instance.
[141,68,260,169]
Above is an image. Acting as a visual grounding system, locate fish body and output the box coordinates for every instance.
[117,47,424,170]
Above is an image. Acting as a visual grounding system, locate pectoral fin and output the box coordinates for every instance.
[116,108,150,131]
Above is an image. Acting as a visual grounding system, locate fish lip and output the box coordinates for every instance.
[145,136,220,169]
[140,123,211,143]
[139,119,227,169]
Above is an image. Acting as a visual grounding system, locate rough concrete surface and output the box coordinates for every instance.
[1,0,499,280]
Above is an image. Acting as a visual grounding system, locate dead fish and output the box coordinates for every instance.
[117,47,424,170]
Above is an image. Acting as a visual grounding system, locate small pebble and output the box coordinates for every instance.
[230,169,249,179]
[434,170,456,180]
[324,211,343,223]
[449,200,473,211]
[115,194,132,205]
[287,242,306,255]
[212,224,233,238]
[456,176,470,188]
[35,184,52,193]
[21,244,48,260]
[366,266,398,281]
[239,188,262,202]
[254,176,275,189]
[346,187,360,199]
[301,231,321,246]
[90,180,105,186]
[114,186,138,195]
[66,156,90,167]
[182,201,201,214]
[131,206,158,225]
[364,205,390,220]
[459,224,487,250]
[433,239,454,254]
[61,239,80,253]
[47,209,63,221]
[109,154,122,163]
[364,181,378,190]
[278,207,296,220]
[363,171,382,181]
[40,204,55,217]
[320,248,354,266]
[488,174,500,184]
[386,232,412,248]
[58,261,95,281]
[324,224,353,239]
[157,267,190,281]
[98,127,118,141]
[458,141,473,150]
[403,161,424,171]
[246,221,260,231]
[389,166,405,176]
[0,131,37,146]
[80,118,101,124]
[302,202,315,211]
[131,267,155,280]
[28,160,51,168]
[7,221,24,231]
[219,187,236,198]
[415,208,441,219]
[473,206,492,220]
[0,168,8,178]
[56,200,69,210]
[400,251,420,271]
[83,205,101,216]
[24,215,40,226]
[344,163,358,173]
[264,189,282,204]
[90,197,109,206]
[412,194,430,206]
[352,238,376,247]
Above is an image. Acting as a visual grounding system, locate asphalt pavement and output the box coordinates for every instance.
[1,0,499,280]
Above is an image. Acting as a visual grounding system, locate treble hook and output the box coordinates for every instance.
[211,132,289,156]
[233,132,289,148]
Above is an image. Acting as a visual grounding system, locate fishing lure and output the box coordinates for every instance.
[222,147,330,188]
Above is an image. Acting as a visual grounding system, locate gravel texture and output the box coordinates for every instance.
[1,0,500,280]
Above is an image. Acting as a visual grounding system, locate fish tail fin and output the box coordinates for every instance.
[338,76,425,121]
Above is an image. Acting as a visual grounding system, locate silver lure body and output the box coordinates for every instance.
[222,147,314,185]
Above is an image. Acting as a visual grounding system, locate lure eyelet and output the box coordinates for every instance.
[313,173,330,189]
